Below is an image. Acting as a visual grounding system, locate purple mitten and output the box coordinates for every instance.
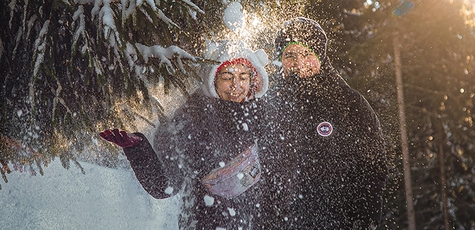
[99,129,142,148]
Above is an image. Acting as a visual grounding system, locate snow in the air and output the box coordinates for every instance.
[223,1,245,32]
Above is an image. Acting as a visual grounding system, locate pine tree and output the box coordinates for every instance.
[0,0,210,189]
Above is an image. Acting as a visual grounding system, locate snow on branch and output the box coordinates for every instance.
[143,0,157,11]
[181,0,205,20]
[157,9,179,28]
[135,43,196,74]
[72,6,86,52]
[90,0,185,28]
[181,0,205,14]
[99,0,120,45]
[33,20,50,77]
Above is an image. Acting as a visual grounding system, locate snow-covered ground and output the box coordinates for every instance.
[0,159,179,230]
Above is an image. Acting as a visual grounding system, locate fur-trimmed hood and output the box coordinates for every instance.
[200,40,269,99]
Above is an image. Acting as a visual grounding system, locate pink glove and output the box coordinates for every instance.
[99,129,142,148]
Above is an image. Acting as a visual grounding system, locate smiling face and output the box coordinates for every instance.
[215,63,253,102]
[281,44,321,78]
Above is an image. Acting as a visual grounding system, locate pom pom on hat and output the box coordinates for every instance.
[200,40,269,99]
[275,17,328,63]
[223,2,245,32]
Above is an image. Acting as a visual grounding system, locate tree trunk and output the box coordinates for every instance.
[437,121,450,230]
[393,35,417,230]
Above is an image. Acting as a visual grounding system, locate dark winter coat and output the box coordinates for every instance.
[123,90,266,230]
[259,60,388,229]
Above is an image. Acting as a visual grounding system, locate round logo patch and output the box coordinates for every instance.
[317,122,333,137]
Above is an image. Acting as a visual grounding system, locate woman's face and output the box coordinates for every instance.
[215,63,253,102]
[281,44,321,78]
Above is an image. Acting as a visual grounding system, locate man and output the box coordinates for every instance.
[261,17,388,229]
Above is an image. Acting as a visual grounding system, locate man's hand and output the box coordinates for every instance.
[99,129,142,148]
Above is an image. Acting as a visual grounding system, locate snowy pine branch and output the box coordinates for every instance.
[33,20,50,77]
[1,0,205,185]
[136,43,196,74]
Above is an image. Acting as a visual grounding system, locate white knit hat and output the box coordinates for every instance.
[200,40,269,99]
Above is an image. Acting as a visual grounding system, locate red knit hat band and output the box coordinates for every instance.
[215,58,257,78]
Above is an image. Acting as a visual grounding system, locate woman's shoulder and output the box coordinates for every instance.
[170,90,215,116]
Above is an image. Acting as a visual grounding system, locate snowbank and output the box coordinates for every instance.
[0,159,179,229]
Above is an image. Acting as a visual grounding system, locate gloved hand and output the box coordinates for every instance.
[99,129,142,148]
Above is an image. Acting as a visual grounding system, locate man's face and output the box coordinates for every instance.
[215,63,252,102]
[281,44,321,78]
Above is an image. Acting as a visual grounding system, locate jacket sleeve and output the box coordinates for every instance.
[151,100,210,198]
[123,133,171,199]
[347,90,388,226]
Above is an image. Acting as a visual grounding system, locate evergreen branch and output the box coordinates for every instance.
[71,6,86,57]
[33,20,50,77]
[180,0,205,16]
[138,7,155,24]
[149,95,166,118]
[0,159,11,185]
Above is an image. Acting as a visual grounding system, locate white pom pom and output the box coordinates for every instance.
[223,2,245,32]
[254,49,268,66]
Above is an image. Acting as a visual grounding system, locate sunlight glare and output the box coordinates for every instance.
[461,0,475,27]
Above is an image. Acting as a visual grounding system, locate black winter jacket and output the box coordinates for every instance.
[259,61,388,229]
[124,90,266,230]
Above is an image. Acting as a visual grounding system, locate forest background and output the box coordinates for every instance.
[1,0,474,229]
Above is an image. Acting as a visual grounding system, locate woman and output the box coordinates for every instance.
[100,40,269,229]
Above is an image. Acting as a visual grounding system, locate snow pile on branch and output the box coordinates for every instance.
[71,0,202,75]
[33,20,50,77]
[136,44,197,74]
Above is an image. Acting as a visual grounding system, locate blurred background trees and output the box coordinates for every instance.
[1,0,474,228]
